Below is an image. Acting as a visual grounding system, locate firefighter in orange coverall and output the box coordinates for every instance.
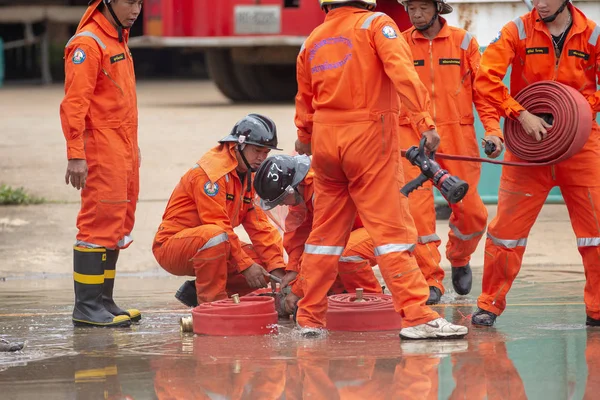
[152,114,287,306]
[253,154,382,313]
[60,0,143,328]
[293,0,468,339]
[472,0,600,326]
[398,0,503,305]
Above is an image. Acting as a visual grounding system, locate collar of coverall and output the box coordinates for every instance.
[532,4,585,36]
[411,16,451,40]
[198,143,241,183]
[323,5,364,20]
[93,7,130,41]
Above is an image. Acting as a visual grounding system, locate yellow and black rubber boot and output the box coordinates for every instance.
[103,249,142,322]
[73,246,131,327]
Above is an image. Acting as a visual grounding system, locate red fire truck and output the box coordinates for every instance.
[133,0,412,102]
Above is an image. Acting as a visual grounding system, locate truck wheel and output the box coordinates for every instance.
[233,64,297,103]
[205,50,248,102]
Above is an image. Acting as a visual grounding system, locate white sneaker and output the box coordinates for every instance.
[399,318,468,340]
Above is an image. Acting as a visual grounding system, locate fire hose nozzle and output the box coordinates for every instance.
[401,137,469,204]
[180,316,193,333]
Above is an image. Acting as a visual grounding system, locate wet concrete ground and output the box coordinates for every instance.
[1,274,597,399]
[1,81,597,398]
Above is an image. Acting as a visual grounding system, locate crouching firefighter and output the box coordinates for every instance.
[153,114,287,307]
[60,0,143,327]
[253,154,384,316]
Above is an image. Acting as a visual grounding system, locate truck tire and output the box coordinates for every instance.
[233,64,297,103]
[205,49,248,102]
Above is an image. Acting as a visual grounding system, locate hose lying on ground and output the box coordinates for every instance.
[402,80,593,167]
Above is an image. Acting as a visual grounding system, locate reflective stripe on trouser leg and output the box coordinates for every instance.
[338,114,438,327]
[295,122,358,329]
[192,232,230,303]
[435,129,488,267]
[477,162,550,316]
[477,231,528,316]
[401,163,446,292]
[563,182,600,320]
[337,227,380,293]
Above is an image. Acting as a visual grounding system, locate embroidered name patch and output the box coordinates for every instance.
[110,53,126,64]
[204,181,219,197]
[72,48,86,64]
[414,59,425,67]
[568,49,590,60]
[439,58,461,66]
[526,47,549,55]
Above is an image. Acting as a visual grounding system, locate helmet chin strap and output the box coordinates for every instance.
[415,11,439,31]
[540,0,569,23]
[237,144,254,190]
[105,1,124,42]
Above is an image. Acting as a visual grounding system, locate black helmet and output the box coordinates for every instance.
[253,154,311,210]
[219,113,282,151]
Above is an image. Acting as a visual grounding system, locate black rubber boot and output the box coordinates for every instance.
[426,286,442,305]
[73,247,131,327]
[586,316,600,326]
[103,249,141,322]
[471,308,497,326]
[175,280,199,308]
[452,264,472,295]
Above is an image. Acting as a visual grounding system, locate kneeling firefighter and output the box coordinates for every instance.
[253,154,384,316]
[153,114,287,307]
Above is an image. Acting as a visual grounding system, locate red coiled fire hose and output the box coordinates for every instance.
[412,80,593,166]
[326,292,402,332]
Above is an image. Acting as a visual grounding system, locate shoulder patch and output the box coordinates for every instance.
[490,31,501,45]
[382,25,398,39]
[72,48,86,64]
[204,181,219,197]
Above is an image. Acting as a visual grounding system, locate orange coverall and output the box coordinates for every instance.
[285,169,382,297]
[474,5,600,319]
[152,144,285,304]
[294,7,440,329]
[399,18,501,292]
[60,0,139,249]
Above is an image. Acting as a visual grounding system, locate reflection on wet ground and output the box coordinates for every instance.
[0,275,598,399]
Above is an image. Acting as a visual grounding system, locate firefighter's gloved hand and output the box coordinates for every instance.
[295,139,312,156]
[517,110,552,142]
[280,271,298,289]
[421,129,440,153]
[482,135,503,159]
[242,263,270,288]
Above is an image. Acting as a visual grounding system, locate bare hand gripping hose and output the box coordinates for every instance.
[402,81,593,167]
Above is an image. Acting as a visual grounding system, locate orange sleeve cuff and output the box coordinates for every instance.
[67,139,86,160]
[501,98,526,120]
[414,114,436,134]
[485,127,504,140]
[236,254,255,272]
[297,130,311,144]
